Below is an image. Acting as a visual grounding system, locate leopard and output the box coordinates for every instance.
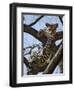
[27,23,58,75]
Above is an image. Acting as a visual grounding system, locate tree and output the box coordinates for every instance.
[23,15,63,75]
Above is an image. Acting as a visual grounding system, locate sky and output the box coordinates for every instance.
[23,14,63,75]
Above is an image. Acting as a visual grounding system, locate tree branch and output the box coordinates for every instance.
[24,24,47,44]
[58,16,63,25]
[43,44,63,74]
[24,24,63,44]
[23,57,30,68]
[58,59,63,73]
[28,15,44,27]
[23,44,41,50]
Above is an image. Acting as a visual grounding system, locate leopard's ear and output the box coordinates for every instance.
[45,23,50,27]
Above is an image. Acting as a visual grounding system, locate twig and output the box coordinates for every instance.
[28,15,44,27]
[23,44,42,55]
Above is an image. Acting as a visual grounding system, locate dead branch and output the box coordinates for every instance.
[43,44,63,74]
[23,44,42,56]
[28,15,44,27]
[24,48,33,56]
[23,44,41,50]
[58,58,63,73]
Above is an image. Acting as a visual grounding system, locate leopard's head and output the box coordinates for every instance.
[45,23,58,32]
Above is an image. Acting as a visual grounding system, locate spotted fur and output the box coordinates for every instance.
[28,23,58,75]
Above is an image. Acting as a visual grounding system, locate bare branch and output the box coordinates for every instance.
[24,52,31,56]
[43,44,63,74]
[23,44,41,50]
[28,15,44,27]
[23,57,30,68]
[24,48,33,56]
[24,24,47,44]
[23,44,42,56]
[58,16,63,25]
[23,46,33,50]
[24,24,63,44]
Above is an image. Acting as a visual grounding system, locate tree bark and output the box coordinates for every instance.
[24,24,47,44]
[43,44,63,74]
[58,16,63,25]
[23,24,63,44]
